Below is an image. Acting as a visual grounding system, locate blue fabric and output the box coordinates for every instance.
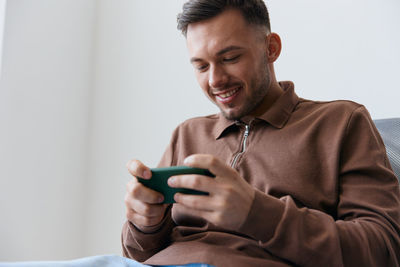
[0,255,214,267]
[0,255,145,267]
[154,265,213,267]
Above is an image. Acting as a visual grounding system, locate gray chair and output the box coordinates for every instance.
[374,118,400,181]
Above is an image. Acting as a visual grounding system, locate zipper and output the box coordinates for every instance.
[231,124,250,168]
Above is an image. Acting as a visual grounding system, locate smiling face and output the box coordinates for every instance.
[186,8,273,120]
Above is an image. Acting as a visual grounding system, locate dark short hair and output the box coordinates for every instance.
[177,0,271,36]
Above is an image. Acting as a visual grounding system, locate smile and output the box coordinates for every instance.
[214,87,241,104]
[218,88,239,98]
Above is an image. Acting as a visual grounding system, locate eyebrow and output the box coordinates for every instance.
[190,45,244,63]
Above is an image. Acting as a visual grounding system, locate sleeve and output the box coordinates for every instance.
[121,207,175,262]
[238,106,400,267]
[121,126,181,262]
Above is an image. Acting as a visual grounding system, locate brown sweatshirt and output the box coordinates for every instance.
[122,81,400,267]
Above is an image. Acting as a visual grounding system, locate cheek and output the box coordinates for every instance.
[226,64,249,84]
[195,73,211,96]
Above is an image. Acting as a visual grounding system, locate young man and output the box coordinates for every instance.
[122,1,400,266]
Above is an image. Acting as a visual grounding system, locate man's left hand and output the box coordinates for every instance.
[167,154,255,231]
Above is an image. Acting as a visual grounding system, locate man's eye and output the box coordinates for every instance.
[223,55,240,63]
[196,64,208,72]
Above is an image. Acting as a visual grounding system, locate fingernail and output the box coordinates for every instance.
[184,157,193,164]
[143,170,151,179]
[158,196,164,203]
[168,177,176,186]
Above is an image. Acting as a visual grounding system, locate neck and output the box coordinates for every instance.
[250,81,283,117]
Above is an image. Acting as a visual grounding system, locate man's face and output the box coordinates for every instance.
[186,9,271,120]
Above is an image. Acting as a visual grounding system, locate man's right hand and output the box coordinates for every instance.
[125,159,169,232]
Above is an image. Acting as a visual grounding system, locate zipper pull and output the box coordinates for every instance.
[244,124,250,137]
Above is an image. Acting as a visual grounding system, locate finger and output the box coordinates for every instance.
[125,195,167,217]
[126,159,152,179]
[167,174,215,194]
[174,193,215,212]
[174,203,228,228]
[174,202,217,223]
[183,154,233,177]
[126,180,164,204]
[126,208,165,227]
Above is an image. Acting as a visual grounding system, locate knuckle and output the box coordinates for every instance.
[208,156,219,167]
[125,208,135,221]
[130,184,142,197]
[189,177,202,188]
[188,198,200,208]
[214,197,228,210]
[127,159,144,175]
[218,198,229,209]
[141,204,152,215]
[129,159,140,168]
[224,185,235,194]
[149,192,162,204]
[220,184,235,196]
[212,213,223,225]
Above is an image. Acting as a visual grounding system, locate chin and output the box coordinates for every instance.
[221,109,243,121]
[220,102,257,120]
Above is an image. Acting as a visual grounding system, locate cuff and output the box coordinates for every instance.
[122,206,174,252]
[238,189,285,242]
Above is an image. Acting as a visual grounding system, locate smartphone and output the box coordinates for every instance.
[137,166,215,203]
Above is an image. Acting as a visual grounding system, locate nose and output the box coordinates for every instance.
[208,65,228,89]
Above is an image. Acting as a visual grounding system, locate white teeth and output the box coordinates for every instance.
[218,88,239,98]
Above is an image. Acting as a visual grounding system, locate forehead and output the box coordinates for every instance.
[186,9,260,58]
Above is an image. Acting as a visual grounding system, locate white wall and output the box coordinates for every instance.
[266,0,400,119]
[0,0,95,261]
[0,0,399,262]
[0,0,6,75]
[83,0,217,256]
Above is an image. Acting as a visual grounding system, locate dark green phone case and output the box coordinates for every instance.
[137,166,215,203]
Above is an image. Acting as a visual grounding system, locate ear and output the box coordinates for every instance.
[266,33,282,63]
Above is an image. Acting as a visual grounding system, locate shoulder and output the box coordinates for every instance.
[294,98,369,124]
[288,98,374,137]
[297,98,364,115]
